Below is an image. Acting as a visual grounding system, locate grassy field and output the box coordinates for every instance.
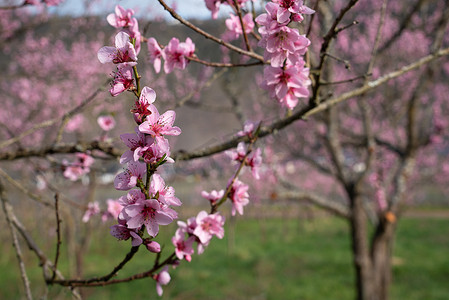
[1,215,448,300]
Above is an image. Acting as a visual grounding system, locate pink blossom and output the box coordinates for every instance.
[177,217,197,235]
[248,148,262,179]
[125,20,142,55]
[110,218,143,246]
[65,114,85,132]
[137,137,174,165]
[226,142,247,162]
[63,153,94,181]
[114,161,146,191]
[63,164,85,181]
[267,34,310,67]
[145,241,161,253]
[125,199,173,237]
[102,199,123,222]
[150,174,182,206]
[118,189,146,207]
[204,0,221,19]
[97,31,137,65]
[160,203,179,220]
[193,211,225,244]
[225,13,254,40]
[162,37,195,74]
[262,60,311,109]
[82,201,100,223]
[255,2,287,32]
[131,86,156,124]
[228,178,250,216]
[138,104,181,142]
[201,189,224,205]
[172,228,195,261]
[272,0,314,23]
[97,115,116,131]
[154,266,171,296]
[147,38,163,73]
[107,5,137,29]
[119,127,154,164]
[227,142,262,179]
[110,63,135,96]
[260,25,300,57]
[237,120,257,137]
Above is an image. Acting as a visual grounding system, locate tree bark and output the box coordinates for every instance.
[349,191,397,300]
[348,189,375,300]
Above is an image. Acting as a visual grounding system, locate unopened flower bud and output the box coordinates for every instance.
[145,241,161,253]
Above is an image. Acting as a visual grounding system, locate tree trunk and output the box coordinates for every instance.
[370,216,396,300]
[349,192,374,299]
[349,193,396,300]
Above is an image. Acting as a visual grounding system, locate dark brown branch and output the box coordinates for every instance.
[233,0,252,51]
[320,74,367,85]
[52,194,62,282]
[187,55,264,67]
[53,252,177,287]
[1,48,448,163]
[311,0,360,105]
[0,140,122,161]
[174,46,449,161]
[49,246,140,286]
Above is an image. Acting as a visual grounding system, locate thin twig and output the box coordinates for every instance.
[53,252,177,287]
[156,0,264,62]
[1,48,448,163]
[52,194,62,281]
[0,83,107,150]
[172,47,449,161]
[187,55,264,67]
[0,168,53,208]
[311,0,359,105]
[233,0,252,51]
[0,181,33,300]
[173,68,228,109]
[48,246,140,285]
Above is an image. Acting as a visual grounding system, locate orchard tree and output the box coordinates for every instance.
[0,1,448,300]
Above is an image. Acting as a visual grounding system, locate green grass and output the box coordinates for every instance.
[1,216,448,299]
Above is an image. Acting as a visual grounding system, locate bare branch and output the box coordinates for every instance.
[0,181,33,300]
[278,191,350,219]
[0,140,122,161]
[0,168,53,208]
[0,83,107,150]
[174,47,449,161]
[52,194,62,282]
[1,48,448,163]
[156,0,264,62]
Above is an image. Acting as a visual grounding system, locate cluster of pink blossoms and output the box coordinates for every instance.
[62,152,94,181]
[172,210,225,262]
[223,12,255,41]
[98,31,138,96]
[109,83,182,239]
[147,37,195,74]
[256,0,314,109]
[107,5,142,53]
[96,7,194,295]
